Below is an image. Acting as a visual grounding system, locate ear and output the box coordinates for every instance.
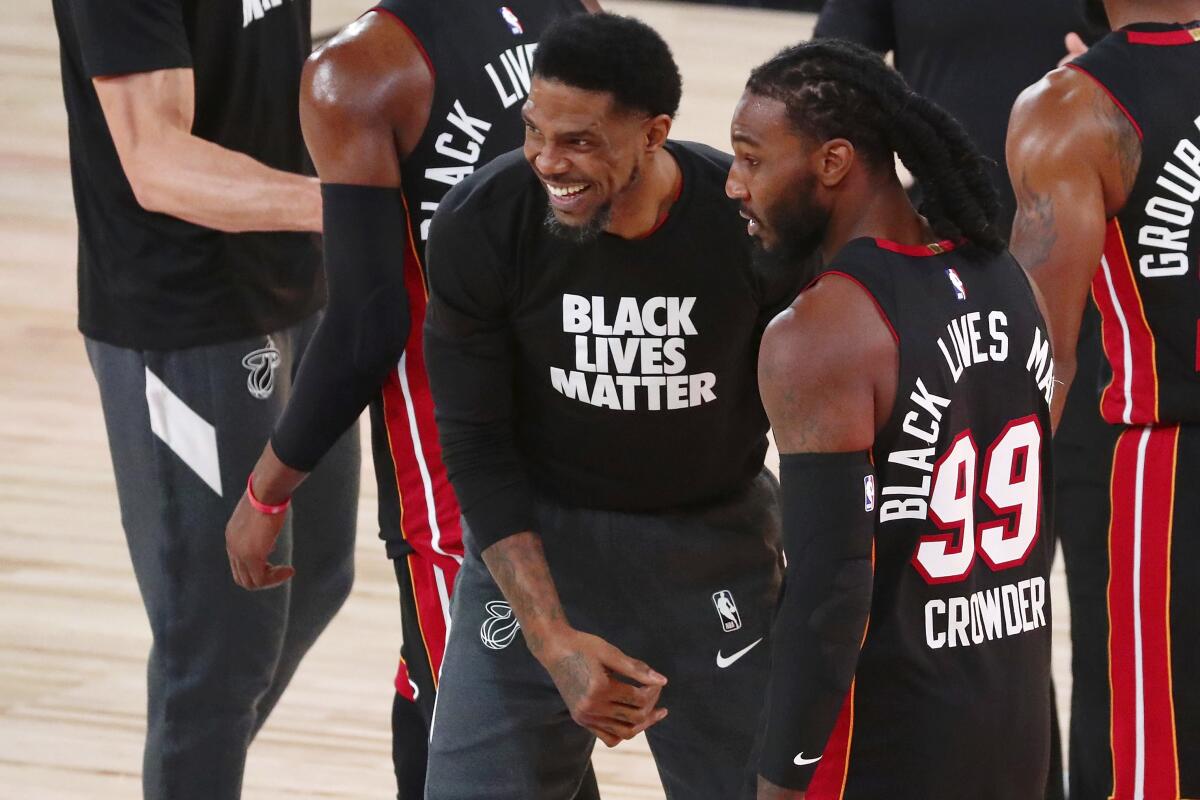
[643,113,673,152]
[813,138,856,188]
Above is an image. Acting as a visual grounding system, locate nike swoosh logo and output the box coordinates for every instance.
[715,637,763,669]
[793,752,822,766]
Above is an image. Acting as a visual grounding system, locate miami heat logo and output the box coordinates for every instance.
[241,338,281,400]
[481,600,522,650]
[499,6,524,34]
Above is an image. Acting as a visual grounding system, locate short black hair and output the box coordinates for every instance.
[533,13,682,119]
[747,39,1005,253]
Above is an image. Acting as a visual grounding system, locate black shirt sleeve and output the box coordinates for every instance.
[69,0,192,79]
[423,203,533,552]
[812,0,896,53]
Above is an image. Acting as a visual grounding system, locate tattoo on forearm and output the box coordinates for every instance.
[1012,171,1057,270]
[550,652,591,707]
[482,533,566,657]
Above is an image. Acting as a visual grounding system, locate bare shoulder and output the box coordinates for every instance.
[759,274,896,454]
[301,12,434,162]
[1008,66,1140,206]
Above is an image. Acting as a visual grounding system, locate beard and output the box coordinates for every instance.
[542,163,640,245]
[749,177,830,288]
[543,202,613,244]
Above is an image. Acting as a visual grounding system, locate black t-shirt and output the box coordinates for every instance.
[52,0,324,350]
[424,142,799,551]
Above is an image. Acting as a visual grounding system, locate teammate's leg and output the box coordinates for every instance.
[424,543,596,800]
[86,334,300,799]
[625,472,782,800]
[1107,425,1186,800]
[1056,439,1115,800]
[1170,425,1200,798]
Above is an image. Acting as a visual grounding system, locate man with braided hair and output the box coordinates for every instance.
[727,39,1054,798]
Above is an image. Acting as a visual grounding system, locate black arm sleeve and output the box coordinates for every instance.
[70,0,192,79]
[423,206,532,551]
[759,451,875,790]
[812,0,896,53]
[271,184,410,471]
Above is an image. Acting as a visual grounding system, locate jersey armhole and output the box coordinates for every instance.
[365,6,436,79]
[1064,62,1144,141]
[809,270,900,345]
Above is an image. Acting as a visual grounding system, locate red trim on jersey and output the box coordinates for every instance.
[1195,320,1200,372]
[367,7,436,79]
[1064,64,1145,140]
[812,271,900,344]
[1124,26,1200,46]
[806,683,856,799]
[1091,220,1159,424]
[395,656,416,700]
[379,195,465,567]
[1107,425,1180,799]
[404,552,460,689]
[872,238,958,257]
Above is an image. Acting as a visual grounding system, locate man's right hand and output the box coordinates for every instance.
[226,443,309,590]
[535,627,668,747]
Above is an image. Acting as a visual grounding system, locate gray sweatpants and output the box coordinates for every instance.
[425,471,782,800]
[85,314,360,800]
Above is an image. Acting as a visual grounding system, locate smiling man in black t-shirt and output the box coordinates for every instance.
[50,1,359,797]
[421,14,798,800]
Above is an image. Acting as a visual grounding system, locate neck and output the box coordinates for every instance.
[819,171,936,264]
[606,147,680,239]
[1105,0,1200,28]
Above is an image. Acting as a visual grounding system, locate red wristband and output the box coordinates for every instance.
[246,474,291,515]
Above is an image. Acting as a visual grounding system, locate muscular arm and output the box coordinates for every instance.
[755,276,896,800]
[227,14,434,584]
[1007,66,1140,427]
[94,69,321,233]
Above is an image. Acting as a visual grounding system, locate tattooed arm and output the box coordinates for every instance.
[481,532,669,747]
[1007,66,1140,428]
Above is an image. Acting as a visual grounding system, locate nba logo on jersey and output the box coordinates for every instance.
[499,6,524,34]
[864,474,875,512]
[712,590,742,632]
[946,268,967,300]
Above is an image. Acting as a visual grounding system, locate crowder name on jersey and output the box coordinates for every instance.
[879,309,1054,651]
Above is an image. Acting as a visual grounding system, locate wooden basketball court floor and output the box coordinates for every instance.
[0,0,1072,796]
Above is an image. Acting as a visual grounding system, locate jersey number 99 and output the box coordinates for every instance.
[913,416,1043,584]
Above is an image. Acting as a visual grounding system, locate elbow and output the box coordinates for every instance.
[123,154,174,216]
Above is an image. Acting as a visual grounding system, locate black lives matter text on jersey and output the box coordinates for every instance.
[878,309,1055,651]
[416,44,539,241]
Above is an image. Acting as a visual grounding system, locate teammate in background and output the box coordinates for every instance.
[814,5,1114,796]
[728,40,1054,798]
[222,1,598,797]
[422,13,797,799]
[51,0,361,797]
[1008,4,1200,798]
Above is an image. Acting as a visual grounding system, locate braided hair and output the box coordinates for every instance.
[747,39,1005,253]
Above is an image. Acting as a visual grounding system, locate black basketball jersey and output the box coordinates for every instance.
[365,0,585,560]
[805,239,1054,799]
[1070,22,1200,426]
